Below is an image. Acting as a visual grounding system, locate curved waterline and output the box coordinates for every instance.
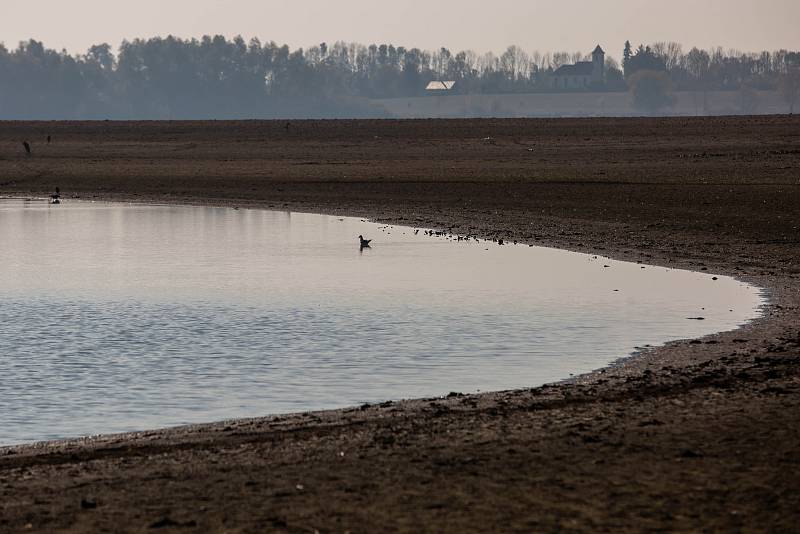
[0,199,764,445]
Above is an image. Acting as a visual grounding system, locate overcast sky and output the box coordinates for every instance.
[2,0,798,57]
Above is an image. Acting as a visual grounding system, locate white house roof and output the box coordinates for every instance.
[426,81,456,91]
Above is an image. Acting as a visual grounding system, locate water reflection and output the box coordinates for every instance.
[0,199,763,445]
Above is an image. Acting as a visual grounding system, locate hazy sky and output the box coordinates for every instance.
[2,0,798,57]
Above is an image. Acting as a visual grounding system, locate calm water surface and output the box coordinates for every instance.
[0,200,763,445]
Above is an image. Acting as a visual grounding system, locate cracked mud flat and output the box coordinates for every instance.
[0,116,798,532]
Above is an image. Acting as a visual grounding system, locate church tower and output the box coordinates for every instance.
[592,45,605,84]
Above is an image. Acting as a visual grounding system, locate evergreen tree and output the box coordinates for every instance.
[623,40,632,76]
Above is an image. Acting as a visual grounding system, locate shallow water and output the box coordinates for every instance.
[0,199,763,445]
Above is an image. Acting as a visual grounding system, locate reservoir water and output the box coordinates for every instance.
[0,199,763,445]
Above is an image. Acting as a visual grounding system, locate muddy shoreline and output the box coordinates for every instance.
[1,117,798,531]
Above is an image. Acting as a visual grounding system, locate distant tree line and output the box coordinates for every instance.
[621,41,800,113]
[0,36,798,118]
[622,41,799,91]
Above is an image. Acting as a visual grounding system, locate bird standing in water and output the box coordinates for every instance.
[358,235,372,249]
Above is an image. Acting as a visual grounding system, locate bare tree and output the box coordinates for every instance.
[552,52,570,69]
[651,42,667,60]
[500,45,530,81]
[686,47,711,81]
[477,52,498,75]
[665,42,684,71]
[530,51,542,71]
[463,50,478,73]
[541,52,553,71]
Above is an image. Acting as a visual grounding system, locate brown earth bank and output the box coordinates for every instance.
[0,116,799,532]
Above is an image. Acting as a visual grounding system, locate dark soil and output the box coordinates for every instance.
[0,116,798,532]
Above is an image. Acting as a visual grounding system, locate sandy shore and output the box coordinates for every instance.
[0,117,799,531]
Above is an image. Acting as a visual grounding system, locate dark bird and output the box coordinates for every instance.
[22,141,31,155]
[50,186,61,204]
[358,235,372,248]
[47,135,51,144]
[285,121,291,131]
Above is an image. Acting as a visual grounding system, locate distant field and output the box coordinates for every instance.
[374,90,788,118]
